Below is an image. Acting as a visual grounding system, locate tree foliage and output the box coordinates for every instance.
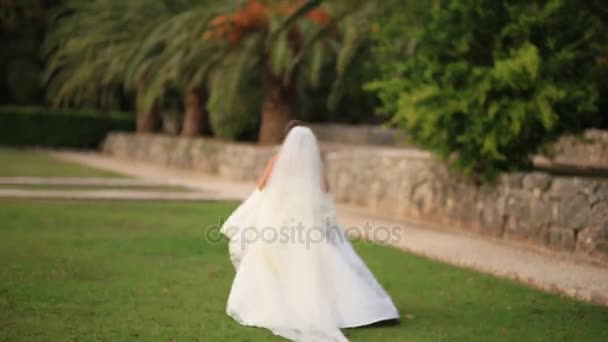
[0,0,48,105]
[198,0,378,141]
[201,1,338,122]
[123,1,237,112]
[42,0,378,140]
[44,0,189,109]
[368,0,608,179]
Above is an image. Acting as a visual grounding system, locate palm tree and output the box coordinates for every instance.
[44,0,195,132]
[124,2,236,136]
[203,0,374,144]
[44,0,374,141]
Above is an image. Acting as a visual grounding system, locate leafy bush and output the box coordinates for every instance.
[367,0,608,179]
[0,106,134,148]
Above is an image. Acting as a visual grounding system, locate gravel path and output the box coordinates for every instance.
[8,151,606,306]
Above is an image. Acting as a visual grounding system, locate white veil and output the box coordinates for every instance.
[221,126,328,269]
[266,126,324,194]
[255,126,327,237]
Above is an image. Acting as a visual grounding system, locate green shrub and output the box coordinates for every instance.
[0,106,134,148]
[367,0,608,179]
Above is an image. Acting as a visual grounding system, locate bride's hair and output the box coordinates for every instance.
[284,120,305,137]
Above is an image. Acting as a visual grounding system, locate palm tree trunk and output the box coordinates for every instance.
[181,87,209,137]
[136,82,159,133]
[258,74,295,145]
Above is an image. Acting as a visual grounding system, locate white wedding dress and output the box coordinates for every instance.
[221,127,399,341]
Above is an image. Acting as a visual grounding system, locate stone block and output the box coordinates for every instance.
[504,217,530,240]
[530,199,554,227]
[577,225,608,258]
[522,172,552,191]
[557,194,591,230]
[500,173,524,188]
[548,227,576,251]
[549,177,582,198]
[505,192,531,221]
[478,204,505,237]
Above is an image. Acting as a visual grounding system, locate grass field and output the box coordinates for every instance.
[1,200,607,341]
[0,149,124,178]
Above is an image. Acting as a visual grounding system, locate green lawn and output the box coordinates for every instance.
[0,149,124,178]
[1,200,606,341]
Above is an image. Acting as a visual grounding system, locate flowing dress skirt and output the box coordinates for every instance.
[221,190,399,341]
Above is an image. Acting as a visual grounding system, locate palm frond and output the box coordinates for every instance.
[44,0,191,108]
[268,0,323,43]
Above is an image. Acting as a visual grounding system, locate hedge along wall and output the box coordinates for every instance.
[0,106,134,148]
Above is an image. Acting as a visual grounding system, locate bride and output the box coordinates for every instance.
[221,122,399,341]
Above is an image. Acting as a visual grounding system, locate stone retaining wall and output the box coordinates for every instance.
[102,133,275,181]
[326,147,608,264]
[102,132,347,181]
[102,132,608,264]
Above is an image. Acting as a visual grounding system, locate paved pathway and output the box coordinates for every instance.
[0,188,218,201]
[0,176,173,186]
[50,151,251,200]
[6,151,608,306]
[0,176,224,201]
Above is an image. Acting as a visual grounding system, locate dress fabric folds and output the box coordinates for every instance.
[221,127,399,341]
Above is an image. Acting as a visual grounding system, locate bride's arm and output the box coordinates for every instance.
[257,154,277,190]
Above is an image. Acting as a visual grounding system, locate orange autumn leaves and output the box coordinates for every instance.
[204,0,331,44]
